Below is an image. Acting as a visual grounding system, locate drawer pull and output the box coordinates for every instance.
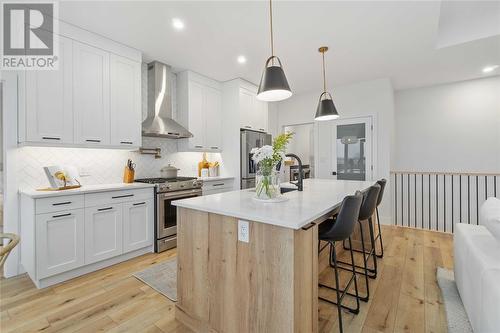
[120,141,133,145]
[302,222,316,230]
[194,145,203,148]
[133,202,146,206]
[42,136,61,140]
[210,146,219,150]
[244,125,252,129]
[52,213,71,218]
[167,132,180,136]
[111,194,134,199]
[52,201,72,206]
[212,183,225,187]
[86,139,101,143]
[98,207,113,211]
[259,128,265,132]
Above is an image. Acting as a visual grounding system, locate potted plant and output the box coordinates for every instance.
[251,132,293,200]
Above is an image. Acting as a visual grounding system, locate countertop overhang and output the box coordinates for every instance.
[173,178,374,229]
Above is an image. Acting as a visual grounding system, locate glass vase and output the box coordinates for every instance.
[255,169,281,200]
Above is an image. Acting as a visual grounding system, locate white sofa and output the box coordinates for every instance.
[454,198,500,333]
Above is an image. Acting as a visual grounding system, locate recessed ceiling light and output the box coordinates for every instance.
[482,65,499,73]
[237,55,247,64]
[172,18,185,31]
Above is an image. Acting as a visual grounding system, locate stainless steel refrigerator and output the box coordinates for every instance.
[240,129,272,189]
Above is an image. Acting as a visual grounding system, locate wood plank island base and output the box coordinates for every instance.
[173,179,375,333]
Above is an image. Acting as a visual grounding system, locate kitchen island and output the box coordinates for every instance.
[173,178,374,333]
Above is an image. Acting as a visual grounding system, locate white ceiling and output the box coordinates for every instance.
[58,1,500,92]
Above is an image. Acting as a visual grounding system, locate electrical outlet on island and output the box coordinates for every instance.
[238,220,249,243]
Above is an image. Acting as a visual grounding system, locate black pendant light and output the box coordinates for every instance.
[257,0,292,102]
[315,46,339,121]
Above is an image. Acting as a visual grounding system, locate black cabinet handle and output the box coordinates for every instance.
[302,222,316,230]
[111,194,134,199]
[97,207,113,211]
[195,145,203,148]
[167,132,180,136]
[120,141,133,145]
[332,171,337,176]
[212,183,225,187]
[86,139,101,143]
[52,201,71,206]
[42,136,61,140]
[210,146,219,150]
[52,213,71,218]
[133,202,146,206]
[244,126,252,129]
[259,128,265,132]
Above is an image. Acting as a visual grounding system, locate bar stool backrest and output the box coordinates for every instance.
[376,179,387,207]
[321,194,363,242]
[359,184,381,221]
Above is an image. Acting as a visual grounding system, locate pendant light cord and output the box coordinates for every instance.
[269,0,275,64]
[322,50,326,93]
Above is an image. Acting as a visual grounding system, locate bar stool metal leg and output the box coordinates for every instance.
[318,240,360,333]
[375,206,384,258]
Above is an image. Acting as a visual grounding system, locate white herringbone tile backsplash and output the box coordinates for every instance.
[17,141,222,189]
[16,63,223,190]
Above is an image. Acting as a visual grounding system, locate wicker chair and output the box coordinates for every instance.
[0,233,20,275]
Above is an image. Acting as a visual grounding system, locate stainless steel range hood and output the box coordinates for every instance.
[142,61,193,139]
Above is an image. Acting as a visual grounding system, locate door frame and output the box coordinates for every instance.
[314,115,377,181]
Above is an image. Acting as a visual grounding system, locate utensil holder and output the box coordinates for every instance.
[123,167,135,183]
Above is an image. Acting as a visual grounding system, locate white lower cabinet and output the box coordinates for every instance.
[21,187,154,288]
[85,204,123,264]
[36,209,85,279]
[123,200,154,253]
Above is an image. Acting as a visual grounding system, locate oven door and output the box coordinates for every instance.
[157,189,202,239]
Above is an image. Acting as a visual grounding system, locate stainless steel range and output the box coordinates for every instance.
[135,177,203,252]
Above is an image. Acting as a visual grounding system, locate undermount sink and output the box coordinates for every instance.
[280,187,297,194]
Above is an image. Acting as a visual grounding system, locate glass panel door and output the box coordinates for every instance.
[332,117,373,181]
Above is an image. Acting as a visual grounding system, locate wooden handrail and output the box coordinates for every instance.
[390,170,500,176]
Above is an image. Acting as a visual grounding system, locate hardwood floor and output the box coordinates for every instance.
[0,225,452,333]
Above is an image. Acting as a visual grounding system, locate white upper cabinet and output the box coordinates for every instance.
[177,71,223,152]
[187,80,206,149]
[18,21,142,148]
[204,86,222,150]
[73,41,110,145]
[110,54,142,147]
[24,36,73,144]
[239,86,268,133]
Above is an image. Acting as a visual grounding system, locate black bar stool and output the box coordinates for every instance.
[338,184,381,301]
[318,193,363,333]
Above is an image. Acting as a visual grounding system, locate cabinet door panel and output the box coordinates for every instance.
[85,205,123,264]
[255,99,268,133]
[123,200,153,253]
[188,81,205,149]
[25,36,73,143]
[204,86,222,151]
[239,88,254,130]
[36,209,84,278]
[110,54,141,147]
[73,42,110,145]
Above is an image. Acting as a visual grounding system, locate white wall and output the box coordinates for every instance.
[394,76,500,173]
[272,78,395,223]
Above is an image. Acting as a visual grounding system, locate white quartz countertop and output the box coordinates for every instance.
[20,183,156,198]
[173,179,374,230]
